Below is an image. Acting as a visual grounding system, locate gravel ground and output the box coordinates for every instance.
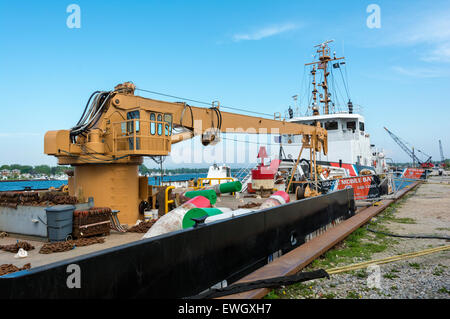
[271,175,450,299]
[283,250,450,299]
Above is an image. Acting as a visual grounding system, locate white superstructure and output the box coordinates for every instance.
[280,113,373,166]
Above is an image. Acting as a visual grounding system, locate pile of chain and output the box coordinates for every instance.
[127,220,157,233]
[40,191,78,205]
[0,241,35,253]
[73,207,111,238]
[238,201,261,209]
[0,190,77,208]
[39,237,105,254]
[0,263,31,276]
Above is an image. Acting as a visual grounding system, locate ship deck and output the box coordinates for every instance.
[0,194,299,270]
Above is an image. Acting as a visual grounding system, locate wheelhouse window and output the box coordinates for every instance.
[346,121,356,131]
[359,122,365,131]
[325,121,338,130]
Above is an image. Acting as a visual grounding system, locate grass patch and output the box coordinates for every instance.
[287,282,317,299]
[376,207,416,224]
[269,282,318,299]
[436,227,450,231]
[263,290,281,299]
[390,268,400,273]
[438,287,450,295]
[310,227,391,269]
[409,262,421,270]
[346,291,361,299]
[383,273,398,280]
[321,292,336,299]
[433,267,445,276]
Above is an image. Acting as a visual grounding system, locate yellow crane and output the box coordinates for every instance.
[45,82,328,224]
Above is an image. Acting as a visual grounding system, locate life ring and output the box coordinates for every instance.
[321,168,330,179]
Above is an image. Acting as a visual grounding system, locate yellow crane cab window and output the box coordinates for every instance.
[164,114,172,136]
[126,110,140,150]
[157,114,163,136]
[127,110,140,134]
[150,113,156,135]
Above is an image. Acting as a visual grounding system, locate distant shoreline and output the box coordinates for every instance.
[0,179,67,183]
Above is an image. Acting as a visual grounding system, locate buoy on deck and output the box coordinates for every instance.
[182,207,232,229]
[183,189,218,205]
[260,191,290,209]
[206,181,242,194]
[142,196,211,239]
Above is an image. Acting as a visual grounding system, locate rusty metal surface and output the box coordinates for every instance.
[220,181,420,299]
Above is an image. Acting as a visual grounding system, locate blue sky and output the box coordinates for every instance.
[0,0,449,167]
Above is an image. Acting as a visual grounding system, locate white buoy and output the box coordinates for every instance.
[142,196,211,239]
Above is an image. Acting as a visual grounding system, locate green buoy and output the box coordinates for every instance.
[184,189,217,205]
[182,208,224,229]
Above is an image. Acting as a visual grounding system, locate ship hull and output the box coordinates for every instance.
[0,189,354,299]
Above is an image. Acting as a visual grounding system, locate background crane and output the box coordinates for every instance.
[384,127,434,168]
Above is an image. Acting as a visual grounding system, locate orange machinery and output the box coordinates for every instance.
[44,82,328,225]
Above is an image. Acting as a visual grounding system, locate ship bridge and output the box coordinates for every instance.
[279,113,372,166]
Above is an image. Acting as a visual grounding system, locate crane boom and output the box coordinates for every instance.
[45,82,327,165]
[384,127,421,163]
[384,127,433,168]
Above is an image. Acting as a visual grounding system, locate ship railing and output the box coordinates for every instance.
[235,163,254,180]
[236,163,256,193]
[240,172,253,193]
[282,104,364,120]
[234,163,256,193]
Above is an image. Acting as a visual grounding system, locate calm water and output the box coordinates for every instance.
[1,175,416,192]
[0,173,207,192]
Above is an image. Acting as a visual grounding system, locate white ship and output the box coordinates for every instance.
[276,40,386,177]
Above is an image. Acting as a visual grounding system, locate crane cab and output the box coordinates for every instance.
[111,108,173,156]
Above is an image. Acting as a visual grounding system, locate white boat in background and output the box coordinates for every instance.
[206,163,234,185]
[276,40,387,177]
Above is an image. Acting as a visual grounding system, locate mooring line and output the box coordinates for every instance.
[326,245,450,275]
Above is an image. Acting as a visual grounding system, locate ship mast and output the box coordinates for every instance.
[305,40,345,115]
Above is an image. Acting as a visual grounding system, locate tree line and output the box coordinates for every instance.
[0,164,247,176]
[0,164,70,176]
[138,165,246,175]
